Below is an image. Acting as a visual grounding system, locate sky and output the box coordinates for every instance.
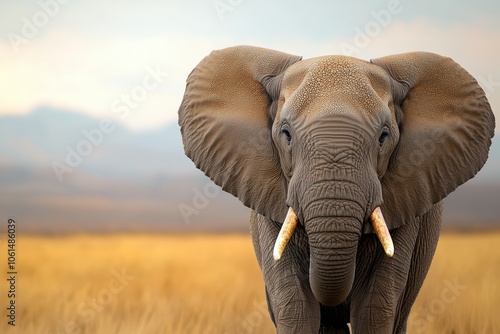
[0,0,499,131]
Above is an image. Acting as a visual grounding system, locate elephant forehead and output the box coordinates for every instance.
[281,56,391,119]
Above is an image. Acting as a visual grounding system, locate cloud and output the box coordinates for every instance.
[339,17,500,129]
[0,29,234,130]
[0,2,498,131]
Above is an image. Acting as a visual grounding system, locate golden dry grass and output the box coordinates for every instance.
[0,232,498,333]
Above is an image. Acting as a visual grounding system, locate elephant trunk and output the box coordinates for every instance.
[283,132,381,306]
[298,172,366,306]
[306,215,361,306]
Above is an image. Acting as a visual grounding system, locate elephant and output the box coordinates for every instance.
[177,45,495,333]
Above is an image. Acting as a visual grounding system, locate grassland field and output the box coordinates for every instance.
[0,232,499,333]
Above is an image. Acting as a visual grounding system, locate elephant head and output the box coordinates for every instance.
[178,46,495,306]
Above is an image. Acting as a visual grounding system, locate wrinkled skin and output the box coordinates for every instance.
[250,203,442,333]
[178,46,495,333]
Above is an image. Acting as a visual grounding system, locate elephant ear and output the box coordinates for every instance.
[178,46,302,222]
[372,52,495,229]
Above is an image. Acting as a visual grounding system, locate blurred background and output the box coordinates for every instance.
[1,1,499,333]
[0,0,498,234]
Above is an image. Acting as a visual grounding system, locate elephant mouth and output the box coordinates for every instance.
[273,206,394,261]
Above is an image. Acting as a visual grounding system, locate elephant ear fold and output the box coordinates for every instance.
[178,45,302,222]
[372,52,495,229]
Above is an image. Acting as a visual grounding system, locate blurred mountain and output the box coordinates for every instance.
[0,106,498,233]
[0,105,194,177]
[0,106,249,233]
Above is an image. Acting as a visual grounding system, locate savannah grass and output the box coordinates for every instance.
[1,232,498,333]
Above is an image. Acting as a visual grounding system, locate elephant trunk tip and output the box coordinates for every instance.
[309,254,356,307]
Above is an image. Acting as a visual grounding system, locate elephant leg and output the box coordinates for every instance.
[250,210,321,334]
[350,213,421,333]
[393,201,443,333]
[350,202,443,333]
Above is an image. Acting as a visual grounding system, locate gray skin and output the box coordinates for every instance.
[178,46,495,333]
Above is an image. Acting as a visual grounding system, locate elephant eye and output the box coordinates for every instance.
[379,129,390,145]
[281,126,292,143]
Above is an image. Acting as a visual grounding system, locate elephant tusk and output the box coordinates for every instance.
[273,207,299,261]
[370,207,394,257]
